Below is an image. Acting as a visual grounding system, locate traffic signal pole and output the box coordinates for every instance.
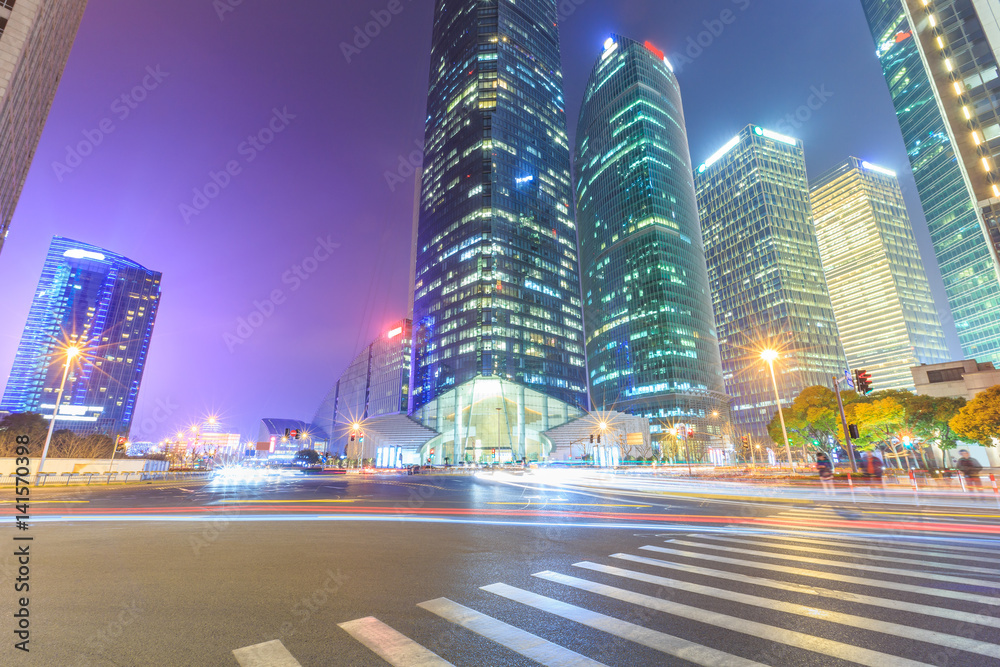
[834,375,858,473]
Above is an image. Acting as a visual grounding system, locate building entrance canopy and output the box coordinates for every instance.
[412,378,584,464]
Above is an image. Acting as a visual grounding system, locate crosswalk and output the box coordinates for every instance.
[232,522,1000,666]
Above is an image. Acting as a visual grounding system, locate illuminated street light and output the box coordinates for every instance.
[760,349,794,471]
[37,345,81,484]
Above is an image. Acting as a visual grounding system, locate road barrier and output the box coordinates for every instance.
[1,470,212,487]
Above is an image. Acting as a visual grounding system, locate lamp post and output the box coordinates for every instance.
[37,345,80,484]
[761,349,794,471]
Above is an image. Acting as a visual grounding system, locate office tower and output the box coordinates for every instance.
[695,125,847,439]
[575,35,728,449]
[811,157,951,390]
[1,237,161,436]
[860,0,1000,365]
[409,0,587,414]
[0,0,89,255]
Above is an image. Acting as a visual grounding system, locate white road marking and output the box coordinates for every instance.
[572,562,1000,658]
[669,539,1000,590]
[232,640,302,666]
[534,571,934,667]
[640,545,1000,607]
[338,616,454,666]
[481,582,767,667]
[691,535,1000,577]
[418,597,608,666]
[735,533,1000,565]
[609,552,1000,629]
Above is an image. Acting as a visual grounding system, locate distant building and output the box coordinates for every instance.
[255,418,320,460]
[911,359,1000,467]
[860,0,1000,366]
[811,157,951,390]
[312,319,432,459]
[911,359,1000,401]
[0,237,162,437]
[0,0,89,255]
[409,0,587,412]
[694,125,847,440]
[574,35,728,455]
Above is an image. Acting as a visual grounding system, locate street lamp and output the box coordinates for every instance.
[37,345,80,484]
[761,349,794,471]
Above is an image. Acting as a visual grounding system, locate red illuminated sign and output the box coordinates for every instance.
[644,41,665,60]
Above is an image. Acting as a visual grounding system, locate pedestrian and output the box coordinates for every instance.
[816,451,834,495]
[955,449,983,495]
[863,450,883,489]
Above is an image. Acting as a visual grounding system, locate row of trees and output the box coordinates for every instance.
[0,412,120,458]
[765,384,1000,465]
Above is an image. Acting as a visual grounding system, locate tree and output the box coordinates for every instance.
[766,385,858,453]
[950,385,1000,449]
[0,413,48,456]
[907,394,965,467]
[851,395,906,462]
[295,449,321,465]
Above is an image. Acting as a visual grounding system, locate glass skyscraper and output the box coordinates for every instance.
[1,237,162,436]
[575,35,728,449]
[695,125,847,439]
[860,0,1000,365]
[811,157,951,390]
[409,0,587,412]
[0,0,88,256]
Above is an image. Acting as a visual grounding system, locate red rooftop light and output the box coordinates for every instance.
[644,41,665,60]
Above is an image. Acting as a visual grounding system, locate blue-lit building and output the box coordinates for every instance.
[575,35,728,451]
[860,0,1000,365]
[0,237,162,437]
[409,0,587,415]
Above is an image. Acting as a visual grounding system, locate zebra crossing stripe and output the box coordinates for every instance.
[533,571,934,667]
[337,616,455,666]
[640,545,1000,607]
[771,530,1000,556]
[481,582,768,667]
[735,533,1000,565]
[608,553,1000,629]
[417,597,609,667]
[669,539,1000,590]
[571,562,1000,659]
[232,640,302,667]
[689,535,1000,577]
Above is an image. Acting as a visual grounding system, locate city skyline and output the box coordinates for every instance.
[0,0,971,440]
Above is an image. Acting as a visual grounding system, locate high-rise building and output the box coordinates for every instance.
[314,319,413,437]
[695,125,847,439]
[409,0,587,413]
[811,157,951,390]
[0,0,88,255]
[1,237,162,436]
[860,0,1000,365]
[575,35,728,449]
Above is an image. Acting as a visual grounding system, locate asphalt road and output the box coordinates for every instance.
[4,470,1000,666]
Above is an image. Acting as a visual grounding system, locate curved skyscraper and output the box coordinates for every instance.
[1,237,161,437]
[575,36,728,448]
[409,0,587,415]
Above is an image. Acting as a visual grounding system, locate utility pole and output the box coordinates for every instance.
[833,375,858,473]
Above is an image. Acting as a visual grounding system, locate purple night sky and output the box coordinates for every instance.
[0,0,962,441]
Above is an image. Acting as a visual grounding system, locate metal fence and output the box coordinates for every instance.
[0,470,213,486]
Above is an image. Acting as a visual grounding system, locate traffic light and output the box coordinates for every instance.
[849,423,860,439]
[430,448,435,456]
[350,435,356,442]
[687,428,694,438]
[589,434,594,443]
[741,435,749,447]
[854,369,873,395]
[284,428,290,438]
[596,434,601,443]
